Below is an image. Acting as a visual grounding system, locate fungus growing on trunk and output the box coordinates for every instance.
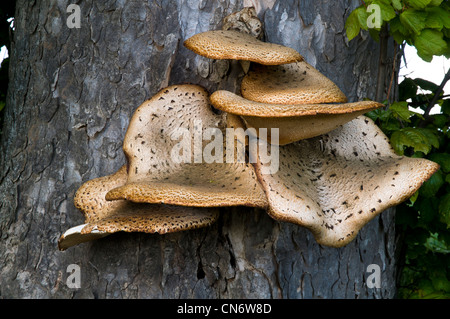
[105,85,268,209]
[250,116,439,247]
[210,90,382,145]
[59,8,440,251]
[58,166,219,250]
[183,30,303,65]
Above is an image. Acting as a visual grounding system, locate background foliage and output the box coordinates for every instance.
[346,0,450,61]
[346,0,450,298]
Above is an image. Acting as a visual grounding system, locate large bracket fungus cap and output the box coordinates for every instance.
[210,90,383,145]
[251,116,439,247]
[58,166,219,250]
[241,61,348,105]
[183,30,303,65]
[105,85,268,208]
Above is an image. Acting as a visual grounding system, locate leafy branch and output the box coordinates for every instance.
[345,0,450,62]
[346,0,450,299]
[423,68,450,118]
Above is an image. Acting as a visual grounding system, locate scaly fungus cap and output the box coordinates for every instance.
[251,116,439,247]
[210,90,383,145]
[58,166,219,250]
[105,85,268,208]
[241,61,348,104]
[183,30,303,65]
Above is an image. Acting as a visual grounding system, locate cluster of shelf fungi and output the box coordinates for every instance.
[58,9,438,251]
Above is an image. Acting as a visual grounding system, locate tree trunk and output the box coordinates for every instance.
[0,0,397,298]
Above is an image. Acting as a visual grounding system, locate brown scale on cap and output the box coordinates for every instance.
[105,84,268,208]
[210,90,383,145]
[251,116,439,247]
[183,30,303,65]
[241,61,348,105]
[58,166,220,251]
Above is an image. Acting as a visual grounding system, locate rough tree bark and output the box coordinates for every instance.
[0,0,398,298]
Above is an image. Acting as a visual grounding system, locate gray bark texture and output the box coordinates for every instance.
[0,0,397,298]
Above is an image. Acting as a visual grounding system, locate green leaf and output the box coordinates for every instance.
[390,101,414,121]
[406,0,433,9]
[441,1,450,11]
[392,0,403,10]
[414,29,448,61]
[367,107,392,121]
[426,14,444,30]
[431,272,450,292]
[390,127,432,155]
[383,118,405,131]
[425,6,450,29]
[369,28,381,41]
[400,9,427,34]
[399,77,419,100]
[444,38,450,58]
[429,153,450,173]
[431,114,448,128]
[420,170,444,198]
[442,99,450,115]
[410,93,434,110]
[416,128,440,149]
[425,232,450,253]
[409,190,420,205]
[438,193,450,227]
[429,0,444,6]
[443,27,450,38]
[345,6,368,40]
[389,15,407,34]
[440,8,450,28]
[372,0,397,22]
[413,77,440,91]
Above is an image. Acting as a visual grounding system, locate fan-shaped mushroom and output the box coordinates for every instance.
[58,166,219,250]
[184,30,303,65]
[105,85,268,208]
[250,116,439,247]
[241,61,348,104]
[210,90,383,145]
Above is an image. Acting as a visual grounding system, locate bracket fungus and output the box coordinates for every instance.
[250,116,439,247]
[184,30,303,65]
[105,85,268,209]
[240,61,348,105]
[60,8,440,251]
[210,90,383,145]
[185,25,382,145]
[58,166,219,251]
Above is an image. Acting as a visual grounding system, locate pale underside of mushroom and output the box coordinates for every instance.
[210,90,383,145]
[183,30,303,65]
[241,61,348,105]
[58,166,220,251]
[105,85,268,209]
[251,116,439,247]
